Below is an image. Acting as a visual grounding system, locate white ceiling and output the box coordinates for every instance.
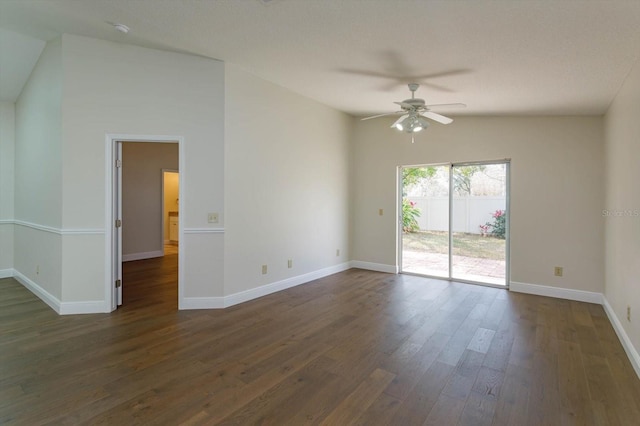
[1,0,640,116]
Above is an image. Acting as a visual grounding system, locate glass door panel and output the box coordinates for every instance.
[400,161,509,287]
[401,165,449,277]
[451,163,507,285]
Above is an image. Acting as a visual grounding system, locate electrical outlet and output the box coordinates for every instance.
[287,259,292,269]
[207,212,219,223]
[261,264,267,275]
[554,266,563,277]
[379,209,384,216]
[627,305,631,322]
[336,249,340,257]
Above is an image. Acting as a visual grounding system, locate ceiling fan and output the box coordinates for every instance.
[362,83,466,141]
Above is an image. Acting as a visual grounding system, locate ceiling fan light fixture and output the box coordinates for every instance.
[400,115,416,133]
[416,115,430,130]
[391,114,409,131]
[396,113,429,133]
[368,84,462,140]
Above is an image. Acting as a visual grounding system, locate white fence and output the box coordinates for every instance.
[407,196,505,234]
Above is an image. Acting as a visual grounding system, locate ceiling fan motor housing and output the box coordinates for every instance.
[401,98,426,110]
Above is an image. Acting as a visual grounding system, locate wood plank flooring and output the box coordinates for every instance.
[2,253,640,425]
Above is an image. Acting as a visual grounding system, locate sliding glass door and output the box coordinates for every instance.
[400,165,450,278]
[400,161,509,287]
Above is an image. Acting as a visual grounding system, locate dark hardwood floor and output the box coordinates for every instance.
[2,252,640,425]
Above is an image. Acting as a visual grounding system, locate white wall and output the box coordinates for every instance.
[13,38,63,299]
[10,34,352,310]
[9,34,217,306]
[604,58,640,359]
[224,64,352,296]
[57,34,225,305]
[0,101,15,275]
[352,116,604,293]
[122,142,178,257]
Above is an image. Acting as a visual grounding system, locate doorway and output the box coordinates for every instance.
[399,160,510,287]
[106,135,184,312]
[162,170,180,255]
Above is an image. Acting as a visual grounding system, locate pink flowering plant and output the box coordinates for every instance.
[402,199,421,233]
[482,209,506,239]
[479,224,492,236]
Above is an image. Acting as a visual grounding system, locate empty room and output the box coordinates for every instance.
[1,1,639,424]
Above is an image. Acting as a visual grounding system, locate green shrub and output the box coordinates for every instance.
[486,209,506,239]
[403,199,421,233]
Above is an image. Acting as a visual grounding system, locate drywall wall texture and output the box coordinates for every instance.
[122,142,178,257]
[58,34,224,304]
[13,38,63,299]
[0,102,15,274]
[224,63,352,296]
[352,116,604,294]
[604,58,640,358]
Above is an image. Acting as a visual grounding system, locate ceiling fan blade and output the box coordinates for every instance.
[424,103,467,109]
[422,111,453,125]
[338,68,397,79]
[390,114,409,128]
[416,82,455,93]
[410,69,472,81]
[361,111,402,121]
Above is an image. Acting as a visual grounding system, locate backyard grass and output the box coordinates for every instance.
[403,230,506,260]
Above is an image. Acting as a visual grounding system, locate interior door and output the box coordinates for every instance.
[115,141,123,306]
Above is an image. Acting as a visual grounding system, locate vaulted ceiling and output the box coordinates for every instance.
[1,0,640,116]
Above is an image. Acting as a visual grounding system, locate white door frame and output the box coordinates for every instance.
[105,134,185,312]
[398,159,511,289]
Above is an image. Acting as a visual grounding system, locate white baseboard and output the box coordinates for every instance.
[225,262,352,308]
[13,269,62,314]
[509,281,603,304]
[122,250,164,262]
[59,300,110,315]
[0,268,13,279]
[180,296,225,310]
[602,297,640,379]
[180,262,352,310]
[350,260,398,274]
[12,269,108,315]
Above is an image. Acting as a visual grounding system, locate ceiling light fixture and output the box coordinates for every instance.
[393,113,429,134]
